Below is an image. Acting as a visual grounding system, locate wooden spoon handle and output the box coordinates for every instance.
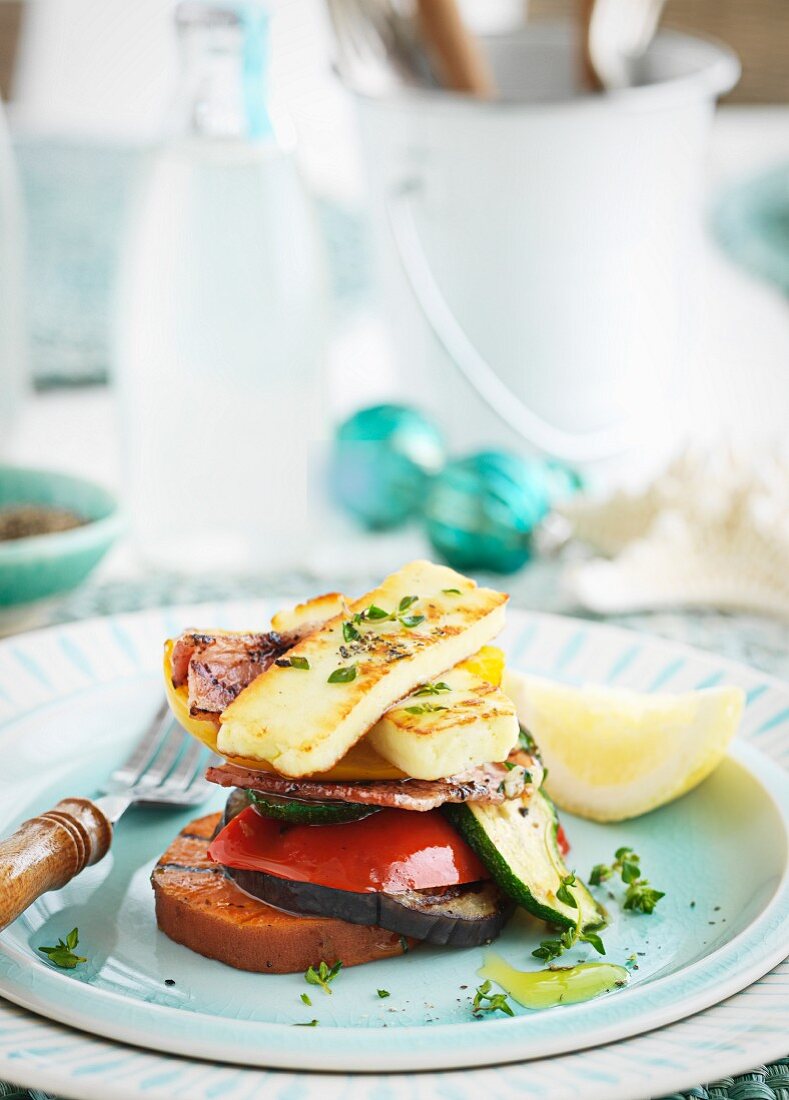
[415,0,495,98]
[0,799,112,931]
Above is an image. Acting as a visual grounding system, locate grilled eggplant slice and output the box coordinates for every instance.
[222,787,254,826]
[226,867,513,947]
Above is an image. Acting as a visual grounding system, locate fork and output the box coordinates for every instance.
[0,703,217,931]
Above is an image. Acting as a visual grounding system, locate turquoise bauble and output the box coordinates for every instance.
[423,450,554,573]
[332,404,445,530]
[542,459,585,502]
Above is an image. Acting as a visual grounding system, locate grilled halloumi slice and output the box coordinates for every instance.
[272,589,511,778]
[271,592,346,639]
[368,666,519,780]
[218,560,508,777]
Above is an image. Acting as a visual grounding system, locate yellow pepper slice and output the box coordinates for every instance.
[459,645,505,687]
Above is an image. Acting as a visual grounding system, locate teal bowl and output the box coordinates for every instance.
[0,466,123,615]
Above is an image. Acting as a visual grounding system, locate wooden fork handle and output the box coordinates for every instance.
[0,799,112,931]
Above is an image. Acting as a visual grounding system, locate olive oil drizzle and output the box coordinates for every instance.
[478,952,629,1011]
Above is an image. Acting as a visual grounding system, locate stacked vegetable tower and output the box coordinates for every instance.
[154,561,603,972]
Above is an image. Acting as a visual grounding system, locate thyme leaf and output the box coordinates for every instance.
[305,960,343,994]
[38,927,87,969]
[328,665,356,684]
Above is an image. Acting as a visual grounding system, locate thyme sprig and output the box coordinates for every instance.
[590,847,665,915]
[532,874,606,962]
[305,960,343,994]
[351,596,426,632]
[413,681,451,697]
[472,980,514,1017]
[404,702,448,716]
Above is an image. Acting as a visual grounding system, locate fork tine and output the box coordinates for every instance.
[161,739,207,792]
[139,749,220,807]
[182,758,216,801]
[133,719,187,790]
[156,749,217,806]
[108,702,172,789]
[186,753,222,793]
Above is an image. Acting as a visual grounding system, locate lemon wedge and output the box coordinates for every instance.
[503,671,744,822]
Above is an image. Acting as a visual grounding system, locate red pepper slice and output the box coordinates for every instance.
[556,824,570,856]
[208,805,488,894]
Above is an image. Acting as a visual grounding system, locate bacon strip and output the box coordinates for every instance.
[205,759,541,812]
[171,631,288,714]
[169,612,342,716]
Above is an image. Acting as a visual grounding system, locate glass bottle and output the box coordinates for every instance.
[114,1,326,572]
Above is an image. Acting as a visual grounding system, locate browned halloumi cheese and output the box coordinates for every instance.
[217,561,508,777]
[270,592,346,639]
[368,666,518,780]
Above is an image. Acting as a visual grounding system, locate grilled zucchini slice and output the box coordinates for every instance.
[444,790,604,931]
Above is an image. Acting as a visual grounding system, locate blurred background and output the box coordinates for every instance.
[1,0,788,657]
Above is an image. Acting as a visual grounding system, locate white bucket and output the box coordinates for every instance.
[353,23,739,474]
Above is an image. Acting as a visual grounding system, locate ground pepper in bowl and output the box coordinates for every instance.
[0,505,86,542]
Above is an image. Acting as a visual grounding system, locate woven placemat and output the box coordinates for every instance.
[658,1060,789,1098]
[0,572,787,1100]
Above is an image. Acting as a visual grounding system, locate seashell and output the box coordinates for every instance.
[558,486,663,556]
[561,444,789,618]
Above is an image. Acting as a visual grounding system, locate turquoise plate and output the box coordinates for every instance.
[0,604,786,1073]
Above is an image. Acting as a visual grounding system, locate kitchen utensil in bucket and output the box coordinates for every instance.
[582,0,668,91]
